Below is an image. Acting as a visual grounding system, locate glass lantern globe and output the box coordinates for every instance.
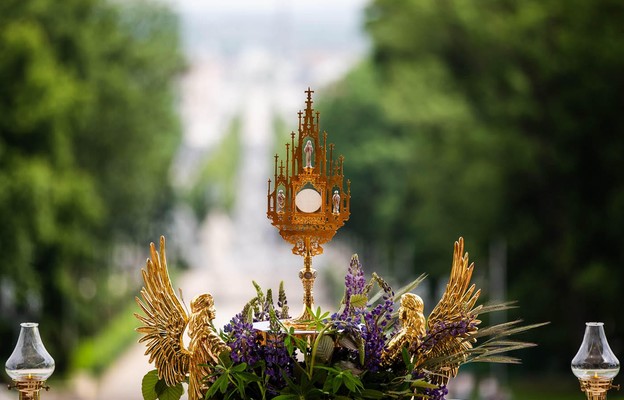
[571,322,620,400]
[571,322,620,380]
[5,322,55,382]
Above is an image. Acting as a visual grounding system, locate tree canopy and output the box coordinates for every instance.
[319,0,624,374]
[0,0,183,371]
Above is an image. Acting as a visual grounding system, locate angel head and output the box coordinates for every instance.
[399,293,424,321]
[191,293,217,320]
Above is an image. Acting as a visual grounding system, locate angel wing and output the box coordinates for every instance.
[135,236,191,387]
[417,237,481,384]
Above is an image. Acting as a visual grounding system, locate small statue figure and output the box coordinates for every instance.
[332,190,340,214]
[135,236,228,400]
[382,293,426,365]
[304,139,313,168]
[277,189,286,212]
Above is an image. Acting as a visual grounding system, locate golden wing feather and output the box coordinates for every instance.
[428,237,480,325]
[135,236,191,387]
[419,237,481,384]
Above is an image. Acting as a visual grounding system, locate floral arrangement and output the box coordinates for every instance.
[140,239,544,400]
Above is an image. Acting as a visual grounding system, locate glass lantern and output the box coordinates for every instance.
[571,322,620,400]
[5,322,55,400]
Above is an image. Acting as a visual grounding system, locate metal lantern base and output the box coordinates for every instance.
[579,377,620,400]
[8,379,49,400]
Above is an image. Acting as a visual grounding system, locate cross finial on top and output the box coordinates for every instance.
[305,87,314,109]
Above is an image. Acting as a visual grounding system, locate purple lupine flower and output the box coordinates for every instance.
[277,281,290,319]
[335,255,367,319]
[422,385,449,400]
[223,313,261,365]
[411,372,448,400]
[417,316,478,354]
[329,255,366,332]
[261,311,293,393]
[361,312,383,370]
[330,258,396,371]
[252,298,266,323]
[346,255,366,296]
[262,331,292,392]
[361,275,394,371]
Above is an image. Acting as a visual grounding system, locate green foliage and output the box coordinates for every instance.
[141,369,184,400]
[185,117,242,220]
[69,299,142,374]
[188,270,538,399]
[0,0,183,373]
[319,0,624,375]
[206,358,262,399]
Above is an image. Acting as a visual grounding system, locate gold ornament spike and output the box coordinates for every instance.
[267,88,351,327]
[135,236,228,400]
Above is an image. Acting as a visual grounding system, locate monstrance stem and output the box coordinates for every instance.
[286,238,317,328]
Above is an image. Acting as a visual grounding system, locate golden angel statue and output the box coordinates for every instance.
[382,237,481,385]
[135,236,228,400]
[382,293,426,364]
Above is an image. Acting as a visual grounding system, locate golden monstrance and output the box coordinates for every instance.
[266,88,351,326]
[135,87,545,400]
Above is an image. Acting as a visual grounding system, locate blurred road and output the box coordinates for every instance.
[89,69,348,400]
[0,3,366,399]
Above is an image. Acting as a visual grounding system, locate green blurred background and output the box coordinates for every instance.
[1,0,623,398]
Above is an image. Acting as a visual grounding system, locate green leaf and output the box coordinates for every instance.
[155,379,169,395]
[218,372,230,392]
[358,337,366,366]
[323,376,334,392]
[315,334,335,363]
[349,294,368,308]
[401,347,411,368]
[141,370,160,400]
[343,375,358,392]
[157,384,184,400]
[342,371,363,392]
[235,371,262,382]
[360,388,386,399]
[218,350,233,366]
[140,370,183,400]
[314,306,330,320]
[231,362,247,372]
[205,374,227,398]
[410,378,439,389]
[332,374,343,393]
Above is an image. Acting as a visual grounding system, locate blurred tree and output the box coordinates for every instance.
[320,0,624,375]
[0,0,183,372]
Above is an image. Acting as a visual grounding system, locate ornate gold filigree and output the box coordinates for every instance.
[134,236,228,400]
[267,88,350,325]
